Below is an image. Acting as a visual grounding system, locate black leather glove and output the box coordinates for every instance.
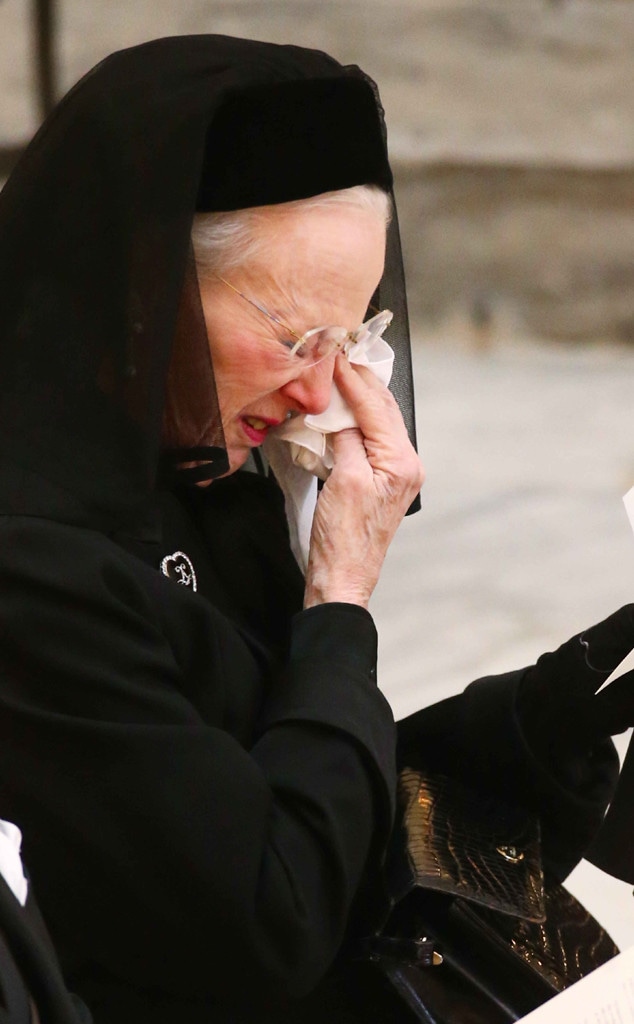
[517,605,634,762]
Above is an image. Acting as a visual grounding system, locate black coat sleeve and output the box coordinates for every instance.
[0,518,396,1003]
[396,670,618,880]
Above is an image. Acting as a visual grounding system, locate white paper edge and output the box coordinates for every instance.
[517,946,634,1022]
[625,485,634,534]
[595,487,634,692]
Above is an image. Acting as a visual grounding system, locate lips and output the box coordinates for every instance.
[240,415,281,445]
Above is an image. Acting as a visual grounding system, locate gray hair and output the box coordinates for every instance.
[191,184,391,277]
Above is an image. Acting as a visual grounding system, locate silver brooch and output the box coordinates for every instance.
[160,551,197,592]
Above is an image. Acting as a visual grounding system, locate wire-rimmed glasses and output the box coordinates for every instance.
[213,274,392,368]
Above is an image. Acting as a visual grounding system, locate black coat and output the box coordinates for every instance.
[0,470,395,1022]
[0,468,617,1023]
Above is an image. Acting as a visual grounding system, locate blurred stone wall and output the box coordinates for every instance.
[398,162,634,341]
[1,0,633,341]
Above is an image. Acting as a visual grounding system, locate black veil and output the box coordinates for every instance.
[0,35,418,539]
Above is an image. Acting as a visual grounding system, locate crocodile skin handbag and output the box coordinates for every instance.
[361,769,619,1023]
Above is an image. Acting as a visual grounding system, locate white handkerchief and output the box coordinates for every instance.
[263,326,394,572]
[0,819,28,906]
[271,328,394,480]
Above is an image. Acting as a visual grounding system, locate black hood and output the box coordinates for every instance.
[0,35,415,539]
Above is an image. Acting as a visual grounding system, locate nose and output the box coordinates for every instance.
[279,358,335,416]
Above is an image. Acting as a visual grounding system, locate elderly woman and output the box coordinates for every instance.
[0,33,631,1024]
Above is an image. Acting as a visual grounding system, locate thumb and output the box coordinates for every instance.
[330,426,367,470]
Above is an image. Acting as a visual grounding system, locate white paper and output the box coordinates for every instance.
[518,946,634,1022]
[600,647,634,690]
[596,488,634,692]
[625,486,634,535]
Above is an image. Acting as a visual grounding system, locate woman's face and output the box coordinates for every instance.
[195,202,387,478]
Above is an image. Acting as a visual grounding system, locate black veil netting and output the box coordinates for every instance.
[0,35,419,539]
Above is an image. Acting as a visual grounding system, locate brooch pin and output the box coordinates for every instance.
[160,551,197,592]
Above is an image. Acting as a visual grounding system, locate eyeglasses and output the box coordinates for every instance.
[213,274,393,368]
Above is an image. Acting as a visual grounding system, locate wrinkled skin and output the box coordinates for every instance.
[171,200,424,608]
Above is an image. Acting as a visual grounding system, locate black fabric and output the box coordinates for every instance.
[164,472,306,655]
[377,204,420,509]
[587,741,634,884]
[0,478,618,1023]
[516,606,634,754]
[0,877,88,1023]
[196,77,393,210]
[0,34,415,529]
[0,486,396,1023]
[514,606,634,885]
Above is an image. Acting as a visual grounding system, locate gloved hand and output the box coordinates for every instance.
[517,605,634,761]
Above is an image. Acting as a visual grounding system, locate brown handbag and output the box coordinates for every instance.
[362,769,619,1023]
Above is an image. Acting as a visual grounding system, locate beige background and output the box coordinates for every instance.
[3,0,634,341]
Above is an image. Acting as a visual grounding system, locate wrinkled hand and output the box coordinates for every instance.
[304,355,424,609]
[517,605,634,755]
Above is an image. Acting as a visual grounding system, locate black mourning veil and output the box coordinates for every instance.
[0,35,418,538]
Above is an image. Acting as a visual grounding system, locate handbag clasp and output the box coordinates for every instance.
[360,935,443,968]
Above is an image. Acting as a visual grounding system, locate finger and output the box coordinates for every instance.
[334,353,395,399]
[334,355,409,443]
[330,425,368,469]
[332,356,425,498]
[337,355,389,392]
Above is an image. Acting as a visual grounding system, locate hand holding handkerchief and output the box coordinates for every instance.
[270,309,394,479]
[263,310,394,569]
